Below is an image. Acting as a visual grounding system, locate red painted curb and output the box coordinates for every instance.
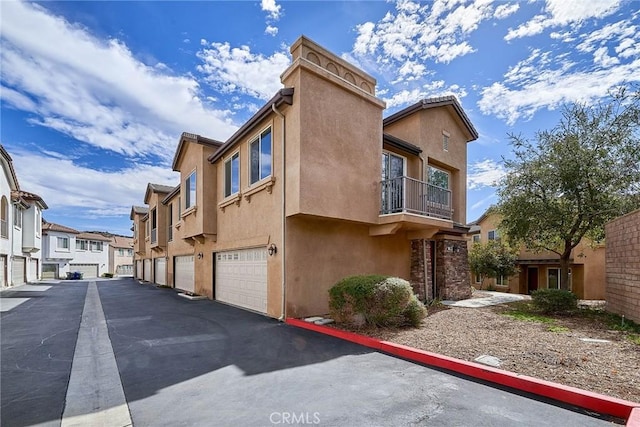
[286,318,640,425]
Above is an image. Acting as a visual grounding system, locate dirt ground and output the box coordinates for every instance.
[341,302,640,404]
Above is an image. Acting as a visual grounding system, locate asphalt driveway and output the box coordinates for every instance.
[1,278,621,426]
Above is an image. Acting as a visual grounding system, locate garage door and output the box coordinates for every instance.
[174,255,194,293]
[12,257,25,286]
[42,264,57,280]
[136,260,143,280]
[143,259,152,282]
[0,256,6,286]
[215,248,267,313]
[154,258,166,286]
[28,259,38,281]
[70,264,98,278]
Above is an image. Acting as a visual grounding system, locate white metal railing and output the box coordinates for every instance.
[381,176,452,220]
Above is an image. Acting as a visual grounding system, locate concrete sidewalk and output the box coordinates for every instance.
[442,290,530,307]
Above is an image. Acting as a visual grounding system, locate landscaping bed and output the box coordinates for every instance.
[338,301,640,403]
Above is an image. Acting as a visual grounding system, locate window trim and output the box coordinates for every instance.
[488,230,500,241]
[224,150,241,199]
[13,205,22,229]
[184,170,197,211]
[472,234,480,243]
[57,236,69,251]
[427,165,450,190]
[76,239,88,251]
[249,126,273,186]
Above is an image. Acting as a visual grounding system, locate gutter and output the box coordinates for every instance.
[272,103,287,321]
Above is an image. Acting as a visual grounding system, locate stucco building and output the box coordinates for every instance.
[109,235,134,276]
[468,209,606,299]
[132,36,478,318]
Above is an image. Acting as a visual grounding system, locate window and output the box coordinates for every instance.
[185,172,196,209]
[0,196,7,239]
[250,127,272,184]
[36,210,41,236]
[381,151,405,213]
[547,268,560,289]
[472,235,480,243]
[128,249,133,256]
[178,196,181,217]
[224,152,240,197]
[488,230,500,240]
[118,248,125,256]
[474,273,481,284]
[57,237,69,250]
[496,275,506,286]
[133,223,137,239]
[13,205,22,228]
[76,239,88,250]
[90,241,103,251]
[151,208,157,243]
[427,165,450,207]
[428,166,450,190]
[168,203,173,241]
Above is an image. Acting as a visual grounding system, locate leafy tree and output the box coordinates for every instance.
[497,87,640,290]
[468,240,519,290]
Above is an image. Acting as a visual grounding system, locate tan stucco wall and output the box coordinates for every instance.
[285,215,411,318]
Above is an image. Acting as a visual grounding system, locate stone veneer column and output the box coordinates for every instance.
[435,239,471,300]
[410,239,427,301]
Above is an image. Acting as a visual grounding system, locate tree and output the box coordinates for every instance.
[468,240,519,290]
[497,87,640,291]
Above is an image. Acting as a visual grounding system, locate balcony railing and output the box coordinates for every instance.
[381,176,452,220]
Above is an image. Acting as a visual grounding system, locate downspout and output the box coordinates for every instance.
[272,103,287,321]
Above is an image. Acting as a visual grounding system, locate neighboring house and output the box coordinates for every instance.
[0,145,48,287]
[468,209,606,299]
[132,36,478,318]
[605,209,640,323]
[109,235,134,276]
[42,222,110,278]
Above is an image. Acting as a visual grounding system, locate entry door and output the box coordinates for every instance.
[527,267,538,293]
[381,152,405,213]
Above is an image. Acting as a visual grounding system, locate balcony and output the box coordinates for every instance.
[381,176,452,220]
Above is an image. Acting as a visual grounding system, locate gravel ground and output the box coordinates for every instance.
[348,303,640,404]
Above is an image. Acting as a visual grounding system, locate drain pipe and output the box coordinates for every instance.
[272,103,287,321]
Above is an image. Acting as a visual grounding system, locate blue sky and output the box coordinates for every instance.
[1,0,639,236]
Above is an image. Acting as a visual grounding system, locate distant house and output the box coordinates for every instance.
[41,221,110,279]
[0,145,48,286]
[468,209,605,299]
[109,235,133,276]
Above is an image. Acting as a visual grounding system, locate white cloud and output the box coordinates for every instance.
[505,0,622,40]
[384,82,468,108]
[265,25,279,36]
[479,14,640,125]
[494,3,519,20]
[0,1,236,163]
[9,147,177,213]
[352,0,504,83]
[261,0,282,21]
[467,159,505,190]
[196,41,289,100]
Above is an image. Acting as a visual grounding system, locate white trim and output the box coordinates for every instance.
[248,124,273,186]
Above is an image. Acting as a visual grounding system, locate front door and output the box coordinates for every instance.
[527,267,538,293]
[381,152,405,213]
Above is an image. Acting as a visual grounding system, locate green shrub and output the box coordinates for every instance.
[531,289,577,314]
[329,275,426,328]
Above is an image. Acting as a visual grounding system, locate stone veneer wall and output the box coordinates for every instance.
[410,240,433,301]
[435,239,471,301]
[605,209,640,323]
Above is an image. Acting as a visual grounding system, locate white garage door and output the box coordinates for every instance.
[0,256,6,286]
[215,248,267,313]
[42,264,57,280]
[12,257,25,286]
[70,264,98,278]
[143,259,152,282]
[28,259,38,281]
[154,258,166,286]
[174,255,194,293]
[136,260,143,280]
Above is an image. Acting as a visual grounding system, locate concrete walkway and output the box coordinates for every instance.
[442,290,530,307]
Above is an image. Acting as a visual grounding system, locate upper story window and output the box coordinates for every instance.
[90,241,103,251]
[428,166,450,190]
[168,203,173,242]
[250,127,272,185]
[488,230,500,241]
[185,172,196,210]
[472,234,480,243]
[13,205,22,228]
[57,236,69,250]
[36,210,41,237]
[1,196,8,239]
[76,239,88,250]
[178,196,181,217]
[133,223,137,239]
[150,208,157,244]
[224,152,240,197]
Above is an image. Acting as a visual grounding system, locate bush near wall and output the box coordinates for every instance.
[329,275,427,328]
[531,289,577,314]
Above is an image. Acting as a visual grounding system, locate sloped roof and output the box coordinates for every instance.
[383,96,479,142]
[110,235,133,249]
[15,190,48,209]
[172,132,224,171]
[161,184,180,205]
[130,205,148,220]
[1,145,20,192]
[76,232,111,242]
[144,182,177,204]
[42,220,80,234]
